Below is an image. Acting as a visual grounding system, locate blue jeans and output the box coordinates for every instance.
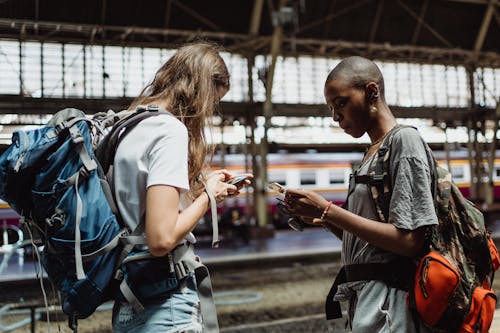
[112,275,202,333]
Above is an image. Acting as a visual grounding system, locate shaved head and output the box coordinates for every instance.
[326,56,385,99]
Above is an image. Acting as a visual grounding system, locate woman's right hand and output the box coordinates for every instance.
[205,169,237,203]
[284,188,330,219]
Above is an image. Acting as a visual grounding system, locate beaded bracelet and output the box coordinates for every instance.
[320,201,333,223]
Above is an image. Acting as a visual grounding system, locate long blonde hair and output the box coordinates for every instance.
[129,42,230,197]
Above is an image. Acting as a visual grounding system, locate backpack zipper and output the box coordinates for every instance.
[419,257,431,298]
[419,254,460,299]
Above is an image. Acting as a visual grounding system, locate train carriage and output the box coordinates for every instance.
[2,150,500,234]
[211,150,500,211]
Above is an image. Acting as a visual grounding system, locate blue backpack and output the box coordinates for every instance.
[0,106,220,332]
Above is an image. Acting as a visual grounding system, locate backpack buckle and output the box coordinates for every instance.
[136,105,159,113]
[55,121,68,135]
[69,126,84,144]
[146,105,159,112]
[370,174,385,184]
[46,211,65,229]
[175,261,190,280]
[114,269,124,281]
[378,147,388,156]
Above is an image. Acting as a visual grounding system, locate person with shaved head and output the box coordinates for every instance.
[285,56,436,332]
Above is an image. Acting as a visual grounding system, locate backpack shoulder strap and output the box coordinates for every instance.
[95,105,172,175]
[354,125,413,222]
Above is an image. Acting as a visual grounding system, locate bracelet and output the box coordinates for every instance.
[320,201,333,223]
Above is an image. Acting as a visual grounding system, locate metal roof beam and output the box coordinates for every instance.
[0,19,247,42]
[249,0,265,36]
[474,0,497,52]
[441,0,499,5]
[322,0,337,39]
[286,38,500,67]
[397,0,453,47]
[369,0,385,44]
[171,0,222,31]
[295,0,373,35]
[411,0,429,45]
[100,0,107,25]
[1,19,499,67]
[0,96,493,124]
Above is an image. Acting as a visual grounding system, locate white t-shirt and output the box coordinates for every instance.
[113,113,194,242]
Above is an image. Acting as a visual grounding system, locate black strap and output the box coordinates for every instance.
[369,125,406,222]
[95,106,171,175]
[325,260,415,320]
[354,125,416,223]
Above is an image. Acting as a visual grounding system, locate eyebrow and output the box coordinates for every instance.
[332,96,347,104]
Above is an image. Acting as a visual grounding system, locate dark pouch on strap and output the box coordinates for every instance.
[117,251,180,304]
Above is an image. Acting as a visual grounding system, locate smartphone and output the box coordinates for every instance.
[227,175,250,187]
[268,182,286,195]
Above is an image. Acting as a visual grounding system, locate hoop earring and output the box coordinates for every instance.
[370,106,378,113]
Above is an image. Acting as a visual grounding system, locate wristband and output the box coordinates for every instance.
[203,185,220,248]
[320,201,333,223]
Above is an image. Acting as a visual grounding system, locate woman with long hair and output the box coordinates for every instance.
[112,42,251,333]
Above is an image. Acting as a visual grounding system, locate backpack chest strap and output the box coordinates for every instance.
[353,174,386,185]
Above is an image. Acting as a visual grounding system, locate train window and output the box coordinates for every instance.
[268,170,287,187]
[300,170,316,186]
[496,168,500,178]
[329,170,345,185]
[450,165,465,180]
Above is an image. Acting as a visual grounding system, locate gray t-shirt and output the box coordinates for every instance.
[342,126,438,266]
[336,126,437,332]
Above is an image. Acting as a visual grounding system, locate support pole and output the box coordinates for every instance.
[486,101,500,205]
[247,55,258,227]
[255,0,285,228]
[467,66,482,202]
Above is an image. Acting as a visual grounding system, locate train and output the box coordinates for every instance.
[210,149,500,207]
[2,149,500,234]
[194,149,500,232]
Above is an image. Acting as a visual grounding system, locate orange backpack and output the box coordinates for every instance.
[365,125,499,332]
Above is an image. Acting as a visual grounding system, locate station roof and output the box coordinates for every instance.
[1,0,499,67]
[0,0,498,152]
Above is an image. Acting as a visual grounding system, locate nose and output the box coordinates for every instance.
[332,108,340,122]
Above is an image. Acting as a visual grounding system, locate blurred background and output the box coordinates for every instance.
[0,0,499,332]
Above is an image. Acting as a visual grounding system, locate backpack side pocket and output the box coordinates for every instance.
[460,286,496,333]
[414,251,460,326]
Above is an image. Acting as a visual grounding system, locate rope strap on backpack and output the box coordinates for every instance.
[204,184,220,248]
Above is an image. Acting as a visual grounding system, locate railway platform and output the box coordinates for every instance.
[1,227,500,332]
[0,227,341,282]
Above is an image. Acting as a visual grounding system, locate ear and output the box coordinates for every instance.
[365,82,379,102]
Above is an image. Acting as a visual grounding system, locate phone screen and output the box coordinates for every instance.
[227,175,249,186]
[268,182,286,195]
